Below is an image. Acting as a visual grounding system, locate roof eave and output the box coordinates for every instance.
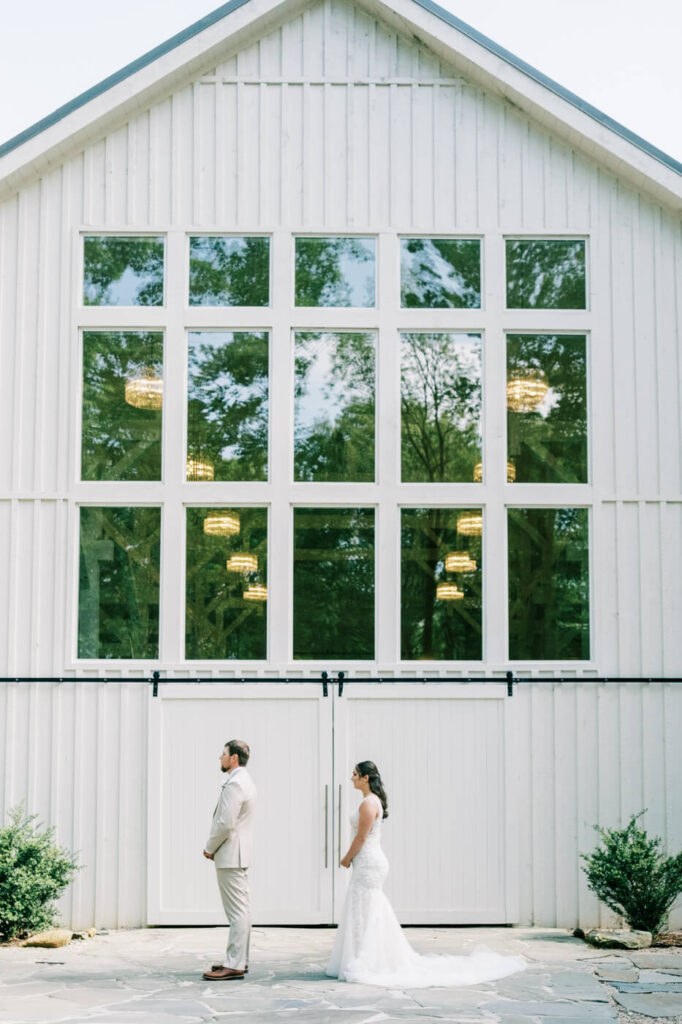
[0,0,680,210]
[367,0,682,211]
[0,0,305,199]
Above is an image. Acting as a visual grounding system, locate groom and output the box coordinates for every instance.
[202,739,257,981]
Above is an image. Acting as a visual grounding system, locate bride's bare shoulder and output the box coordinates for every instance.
[362,793,382,812]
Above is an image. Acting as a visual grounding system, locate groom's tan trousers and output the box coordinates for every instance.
[216,867,251,970]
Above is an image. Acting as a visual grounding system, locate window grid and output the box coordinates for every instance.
[73,228,593,667]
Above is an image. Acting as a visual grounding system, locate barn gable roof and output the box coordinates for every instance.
[1,0,680,208]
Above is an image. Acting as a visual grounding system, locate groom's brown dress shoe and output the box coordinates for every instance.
[211,964,248,973]
[202,966,245,980]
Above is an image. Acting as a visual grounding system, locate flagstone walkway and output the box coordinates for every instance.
[1,927,680,1024]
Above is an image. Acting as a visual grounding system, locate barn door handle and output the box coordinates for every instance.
[324,784,329,868]
[338,784,342,863]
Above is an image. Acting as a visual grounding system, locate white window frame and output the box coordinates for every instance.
[68,225,597,673]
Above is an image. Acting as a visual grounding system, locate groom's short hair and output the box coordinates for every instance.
[225,739,250,765]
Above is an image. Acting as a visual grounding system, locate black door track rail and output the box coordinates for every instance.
[0,672,680,698]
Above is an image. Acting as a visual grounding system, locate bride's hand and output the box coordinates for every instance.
[340,854,352,868]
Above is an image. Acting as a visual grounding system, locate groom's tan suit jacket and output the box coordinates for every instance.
[205,768,257,868]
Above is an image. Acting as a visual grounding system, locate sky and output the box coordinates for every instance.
[0,0,679,162]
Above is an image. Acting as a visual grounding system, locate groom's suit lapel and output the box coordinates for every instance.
[213,777,231,817]
[215,774,241,815]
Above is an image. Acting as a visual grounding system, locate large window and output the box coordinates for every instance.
[81,330,164,481]
[186,508,267,659]
[293,508,375,660]
[400,238,481,308]
[508,508,590,660]
[187,331,269,482]
[506,239,586,309]
[295,237,376,307]
[401,508,482,660]
[76,232,592,664]
[78,506,161,659]
[401,332,482,482]
[83,235,164,306]
[189,236,270,306]
[507,334,588,483]
[294,331,376,482]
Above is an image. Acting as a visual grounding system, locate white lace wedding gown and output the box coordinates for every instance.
[326,793,525,988]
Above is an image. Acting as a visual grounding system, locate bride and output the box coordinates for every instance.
[326,760,526,988]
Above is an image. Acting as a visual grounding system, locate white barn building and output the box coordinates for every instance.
[0,0,681,932]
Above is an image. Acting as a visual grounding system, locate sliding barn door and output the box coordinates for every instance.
[147,683,333,924]
[333,683,516,924]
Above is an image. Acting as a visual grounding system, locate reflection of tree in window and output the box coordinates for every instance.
[508,507,589,660]
[294,332,375,482]
[83,236,164,306]
[401,508,482,660]
[78,507,160,658]
[186,507,267,659]
[401,333,482,482]
[295,237,375,306]
[81,331,163,481]
[507,334,587,483]
[506,240,586,309]
[187,332,269,482]
[189,237,270,306]
[401,239,481,308]
[293,508,374,660]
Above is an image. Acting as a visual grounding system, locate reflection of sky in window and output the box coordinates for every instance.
[402,332,482,431]
[534,387,560,418]
[295,332,375,432]
[84,265,144,305]
[507,240,585,309]
[296,237,375,306]
[336,241,375,306]
[188,332,268,422]
[83,237,164,306]
[400,240,480,306]
[192,236,247,263]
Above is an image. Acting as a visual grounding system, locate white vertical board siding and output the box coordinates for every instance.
[0,682,148,930]
[0,0,681,929]
[0,682,680,929]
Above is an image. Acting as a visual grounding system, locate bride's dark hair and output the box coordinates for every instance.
[356,760,389,819]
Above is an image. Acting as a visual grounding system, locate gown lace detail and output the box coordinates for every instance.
[325,793,525,988]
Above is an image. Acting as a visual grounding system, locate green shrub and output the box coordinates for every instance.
[0,805,79,941]
[581,811,682,936]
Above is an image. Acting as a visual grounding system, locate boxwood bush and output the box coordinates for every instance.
[0,805,79,941]
[581,811,682,937]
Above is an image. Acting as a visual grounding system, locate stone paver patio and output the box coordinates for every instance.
[1,927,680,1024]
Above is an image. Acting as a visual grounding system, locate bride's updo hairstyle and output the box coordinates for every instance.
[356,761,389,819]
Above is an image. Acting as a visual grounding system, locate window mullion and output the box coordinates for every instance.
[484,233,509,664]
[158,228,186,665]
[269,229,293,666]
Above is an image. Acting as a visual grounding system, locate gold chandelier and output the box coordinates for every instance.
[445,551,477,573]
[124,368,163,410]
[457,512,483,536]
[473,462,516,482]
[506,368,548,413]
[187,456,215,481]
[243,583,267,601]
[203,512,240,536]
[436,582,463,601]
[227,553,258,574]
